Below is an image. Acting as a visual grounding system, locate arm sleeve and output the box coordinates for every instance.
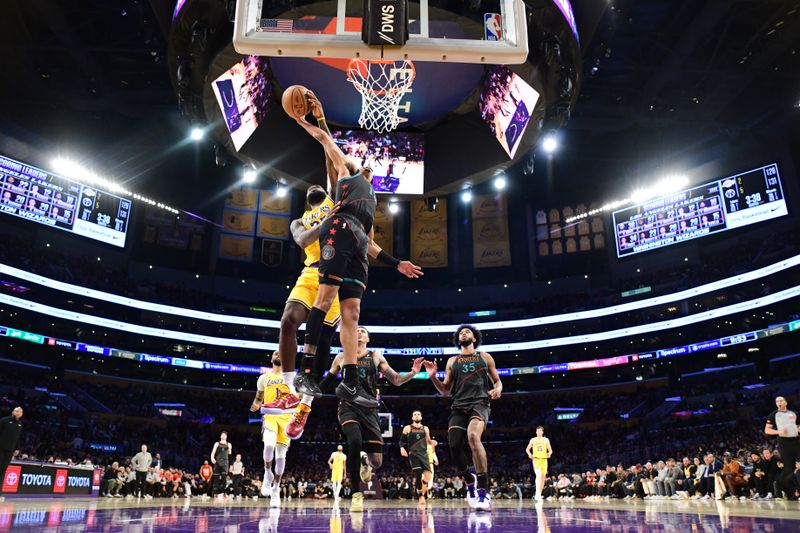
[399,432,409,448]
[766,410,776,427]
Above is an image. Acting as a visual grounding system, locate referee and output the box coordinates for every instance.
[0,406,23,501]
[764,396,799,500]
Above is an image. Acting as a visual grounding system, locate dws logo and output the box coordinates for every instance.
[378,2,397,44]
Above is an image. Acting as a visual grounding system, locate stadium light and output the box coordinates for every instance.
[51,157,179,214]
[461,189,472,203]
[388,202,399,214]
[190,127,204,141]
[276,185,288,197]
[493,175,507,191]
[542,133,558,154]
[242,169,257,184]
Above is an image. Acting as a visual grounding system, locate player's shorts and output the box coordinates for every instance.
[533,458,548,476]
[331,469,344,483]
[287,266,341,326]
[410,454,432,473]
[318,215,369,301]
[263,413,293,446]
[448,402,491,432]
[213,464,228,475]
[338,401,383,453]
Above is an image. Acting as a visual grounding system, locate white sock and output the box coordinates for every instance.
[301,394,315,405]
[283,372,297,394]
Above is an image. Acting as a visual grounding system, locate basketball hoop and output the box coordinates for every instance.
[346,59,416,133]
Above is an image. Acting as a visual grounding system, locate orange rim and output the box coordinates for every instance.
[346,59,416,96]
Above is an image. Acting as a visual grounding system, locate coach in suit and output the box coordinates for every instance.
[0,406,23,500]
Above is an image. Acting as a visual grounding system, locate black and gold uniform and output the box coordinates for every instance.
[447,353,492,432]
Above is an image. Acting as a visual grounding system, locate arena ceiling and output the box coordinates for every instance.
[0,0,798,216]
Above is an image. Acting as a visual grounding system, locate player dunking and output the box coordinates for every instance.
[424,325,503,511]
[525,426,552,502]
[291,92,422,404]
[272,183,341,440]
[400,410,435,507]
[328,445,346,503]
[250,352,294,507]
[319,327,424,512]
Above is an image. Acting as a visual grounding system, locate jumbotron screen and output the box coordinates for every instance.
[0,155,131,247]
[333,130,424,195]
[613,163,787,258]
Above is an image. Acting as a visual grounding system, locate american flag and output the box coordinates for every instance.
[259,19,293,32]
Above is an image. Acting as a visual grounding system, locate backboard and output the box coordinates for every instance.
[233,0,528,64]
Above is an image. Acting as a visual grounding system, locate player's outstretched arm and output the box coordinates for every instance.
[424,358,454,396]
[367,231,423,279]
[318,354,344,392]
[484,352,503,399]
[378,355,424,386]
[300,91,358,180]
[306,91,344,192]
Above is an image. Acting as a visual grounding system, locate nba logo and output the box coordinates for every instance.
[484,13,502,41]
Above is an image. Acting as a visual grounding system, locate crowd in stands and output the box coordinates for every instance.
[0,223,796,333]
[2,361,799,502]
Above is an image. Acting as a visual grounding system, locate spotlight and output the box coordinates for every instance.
[542,134,558,154]
[493,175,507,191]
[388,202,399,214]
[242,169,257,184]
[276,185,288,197]
[461,189,472,203]
[190,127,204,141]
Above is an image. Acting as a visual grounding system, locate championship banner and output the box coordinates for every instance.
[222,208,256,235]
[225,188,258,211]
[472,193,511,268]
[256,214,290,240]
[410,198,448,268]
[259,190,290,215]
[369,202,394,267]
[219,233,254,261]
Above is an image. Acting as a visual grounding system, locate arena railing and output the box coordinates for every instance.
[0,252,798,333]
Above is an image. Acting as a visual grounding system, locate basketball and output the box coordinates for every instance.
[282,85,310,119]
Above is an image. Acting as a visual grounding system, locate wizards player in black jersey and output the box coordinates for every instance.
[292,92,423,405]
[319,327,424,512]
[424,325,503,511]
[400,410,434,507]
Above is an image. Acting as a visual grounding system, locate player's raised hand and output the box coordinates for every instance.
[411,357,425,374]
[397,260,424,279]
[423,360,437,377]
[306,90,325,119]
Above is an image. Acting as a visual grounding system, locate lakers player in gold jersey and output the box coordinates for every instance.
[328,445,346,503]
[272,183,342,440]
[251,352,295,508]
[525,426,552,502]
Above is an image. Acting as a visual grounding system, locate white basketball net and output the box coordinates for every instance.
[346,59,416,133]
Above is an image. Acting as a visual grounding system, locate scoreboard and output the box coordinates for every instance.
[613,163,787,258]
[0,155,131,247]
